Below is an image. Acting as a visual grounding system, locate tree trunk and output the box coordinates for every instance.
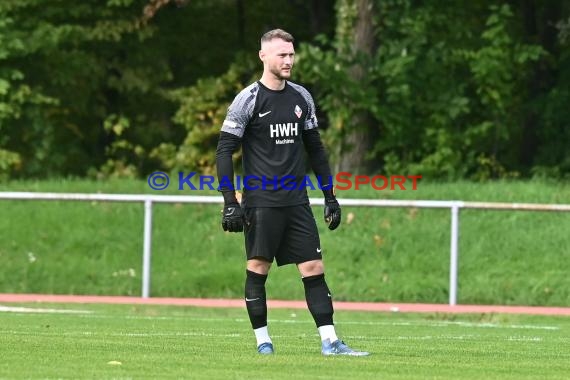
[338,0,377,173]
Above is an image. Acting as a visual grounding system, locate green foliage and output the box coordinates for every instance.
[298,1,549,179]
[0,0,568,180]
[89,114,145,179]
[296,0,381,167]
[0,0,156,178]
[459,5,544,179]
[152,54,260,174]
[0,148,20,181]
[531,17,570,180]
[0,0,335,179]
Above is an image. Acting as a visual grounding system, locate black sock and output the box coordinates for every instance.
[302,273,334,327]
[245,270,268,329]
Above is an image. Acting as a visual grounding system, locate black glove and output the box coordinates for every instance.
[323,188,341,230]
[222,202,244,232]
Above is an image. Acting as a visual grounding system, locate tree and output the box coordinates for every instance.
[1,0,568,180]
[336,0,378,172]
[0,0,336,179]
[299,0,552,179]
[0,0,160,178]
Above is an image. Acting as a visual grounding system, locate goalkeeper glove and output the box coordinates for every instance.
[220,191,244,233]
[323,187,341,230]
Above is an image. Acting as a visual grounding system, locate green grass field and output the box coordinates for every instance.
[1,303,569,379]
[1,179,569,305]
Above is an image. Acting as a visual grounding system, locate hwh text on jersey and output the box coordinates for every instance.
[270,122,298,138]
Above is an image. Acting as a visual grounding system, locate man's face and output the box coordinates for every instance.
[260,38,295,80]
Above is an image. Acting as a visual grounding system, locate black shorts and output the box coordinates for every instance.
[244,204,322,266]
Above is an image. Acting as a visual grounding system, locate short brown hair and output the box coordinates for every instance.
[260,29,294,46]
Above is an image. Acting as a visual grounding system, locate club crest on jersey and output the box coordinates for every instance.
[294,105,302,119]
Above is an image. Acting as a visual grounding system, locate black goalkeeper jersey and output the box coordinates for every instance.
[221,81,319,208]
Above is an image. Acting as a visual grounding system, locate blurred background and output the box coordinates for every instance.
[1,1,570,305]
[1,0,569,182]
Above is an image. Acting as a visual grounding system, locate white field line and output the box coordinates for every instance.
[339,320,561,331]
[2,330,546,343]
[66,313,560,330]
[427,321,560,330]
[506,336,544,341]
[3,310,560,331]
[350,334,545,342]
[4,309,560,331]
[277,318,561,330]
[2,330,243,338]
[0,305,92,314]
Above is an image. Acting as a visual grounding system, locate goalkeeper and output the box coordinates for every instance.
[215,28,369,357]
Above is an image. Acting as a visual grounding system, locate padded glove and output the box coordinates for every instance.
[221,202,245,232]
[323,188,341,231]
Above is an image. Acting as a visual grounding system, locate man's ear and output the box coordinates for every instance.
[259,49,265,63]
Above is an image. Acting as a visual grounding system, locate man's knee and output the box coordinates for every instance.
[298,259,324,277]
[247,257,272,275]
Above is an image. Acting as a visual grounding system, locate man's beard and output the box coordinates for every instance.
[270,66,291,80]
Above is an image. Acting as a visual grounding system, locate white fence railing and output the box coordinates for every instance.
[2,192,569,305]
